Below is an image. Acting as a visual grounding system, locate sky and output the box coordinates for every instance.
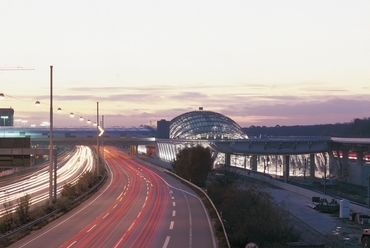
[1,1,369,128]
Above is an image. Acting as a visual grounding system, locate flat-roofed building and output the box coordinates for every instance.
[0,108,14,126]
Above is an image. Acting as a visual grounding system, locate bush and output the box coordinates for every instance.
[172,145,213,187]
[15,194,31,225]
[207,183,301,247]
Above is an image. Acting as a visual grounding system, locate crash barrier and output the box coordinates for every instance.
[134,156,230,248]
[164,170,230,248]
[234,167,370,216]
[0,169,108,242]
[287,242,324,248]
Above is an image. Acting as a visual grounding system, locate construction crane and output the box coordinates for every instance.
[0,66,35,71]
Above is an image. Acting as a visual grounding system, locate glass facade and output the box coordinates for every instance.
[169,110,248,139]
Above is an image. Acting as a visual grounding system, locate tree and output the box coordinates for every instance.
[172,145,213,187]
[207,183,300,247]
[210,165,242,187]
[15,194,31,225]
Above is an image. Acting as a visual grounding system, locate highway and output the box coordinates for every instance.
[10,146,216,248]
[0,146,95,217]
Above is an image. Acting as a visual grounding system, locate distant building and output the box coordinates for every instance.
[169,110,248,139]
[0,108,14,126]
[157,119,170,139]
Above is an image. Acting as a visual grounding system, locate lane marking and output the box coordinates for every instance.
[117,192,123,199]
[66,240,77,248]
[172,210,176,217]
[162,236,170,248]
[169,221,174,230]
[87,224,97,233]
[113,204,117,209]
[128,222,135,231]
[114,237,123,248]
[103,213,109,219]
[172,202,176,207]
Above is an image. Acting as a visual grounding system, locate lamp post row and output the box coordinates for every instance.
[1,66,102,205]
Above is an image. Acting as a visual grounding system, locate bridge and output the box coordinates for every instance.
[2,126,370,187]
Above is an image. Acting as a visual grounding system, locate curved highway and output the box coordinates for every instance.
[0,146,95,217]
[10,146,216,248]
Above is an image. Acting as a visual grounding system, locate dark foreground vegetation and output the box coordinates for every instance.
[172,145,301,248]
[172,145,213,187]
[0,171,104,247]
[207,166,300,247]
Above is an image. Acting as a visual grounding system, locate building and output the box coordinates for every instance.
[169,109,247,139]
[156,109,248,162]
[156,119,170,139]
[0,108,14,126]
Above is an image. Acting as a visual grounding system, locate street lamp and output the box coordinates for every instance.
[49,66,54,204]
[1,116,8,137]
[97,102,100,175]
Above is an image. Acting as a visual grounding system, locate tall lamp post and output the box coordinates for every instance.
[49,65,54,205]
[1,116,8,137]
[96,102,99,175]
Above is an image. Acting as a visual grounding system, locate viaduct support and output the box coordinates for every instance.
[357,151,364,166]
[283,155,290,183]
[130,144,138,157]
[310,154,315,178]
[342,150,349,177]
[225,153,231,166]
[251,155,257,171]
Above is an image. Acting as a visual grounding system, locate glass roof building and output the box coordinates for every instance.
[169,110,248,140]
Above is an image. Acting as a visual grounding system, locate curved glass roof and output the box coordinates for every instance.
[169,110,248,139]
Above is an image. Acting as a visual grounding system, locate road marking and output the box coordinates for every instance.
[128,221,135,231]
[171,196,174,199]
[162,236,170,248]
[137,211,142,217]
[114,237,123,248]
[103,213,109,219]
[113,204,117,209]
[87,224,97,233]
[117,192,123,199]
[169,221,174,230]
[66,240,77,248]
[172,210,176,217]
[172,202,176,207]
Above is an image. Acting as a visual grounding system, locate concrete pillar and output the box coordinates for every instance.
[283,155,290,183]
[225,153,231,166]
[342,150,349,177]
[130,144,138,157]
[310,154,315,178]
[357,151,364,166]
[251,155,257,171]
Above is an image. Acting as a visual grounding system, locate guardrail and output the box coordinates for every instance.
[0,170,107,242]
[165,170,230,248]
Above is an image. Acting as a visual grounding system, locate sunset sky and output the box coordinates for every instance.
[1,1,369,128]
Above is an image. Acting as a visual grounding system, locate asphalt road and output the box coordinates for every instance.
[9,146,216,248]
